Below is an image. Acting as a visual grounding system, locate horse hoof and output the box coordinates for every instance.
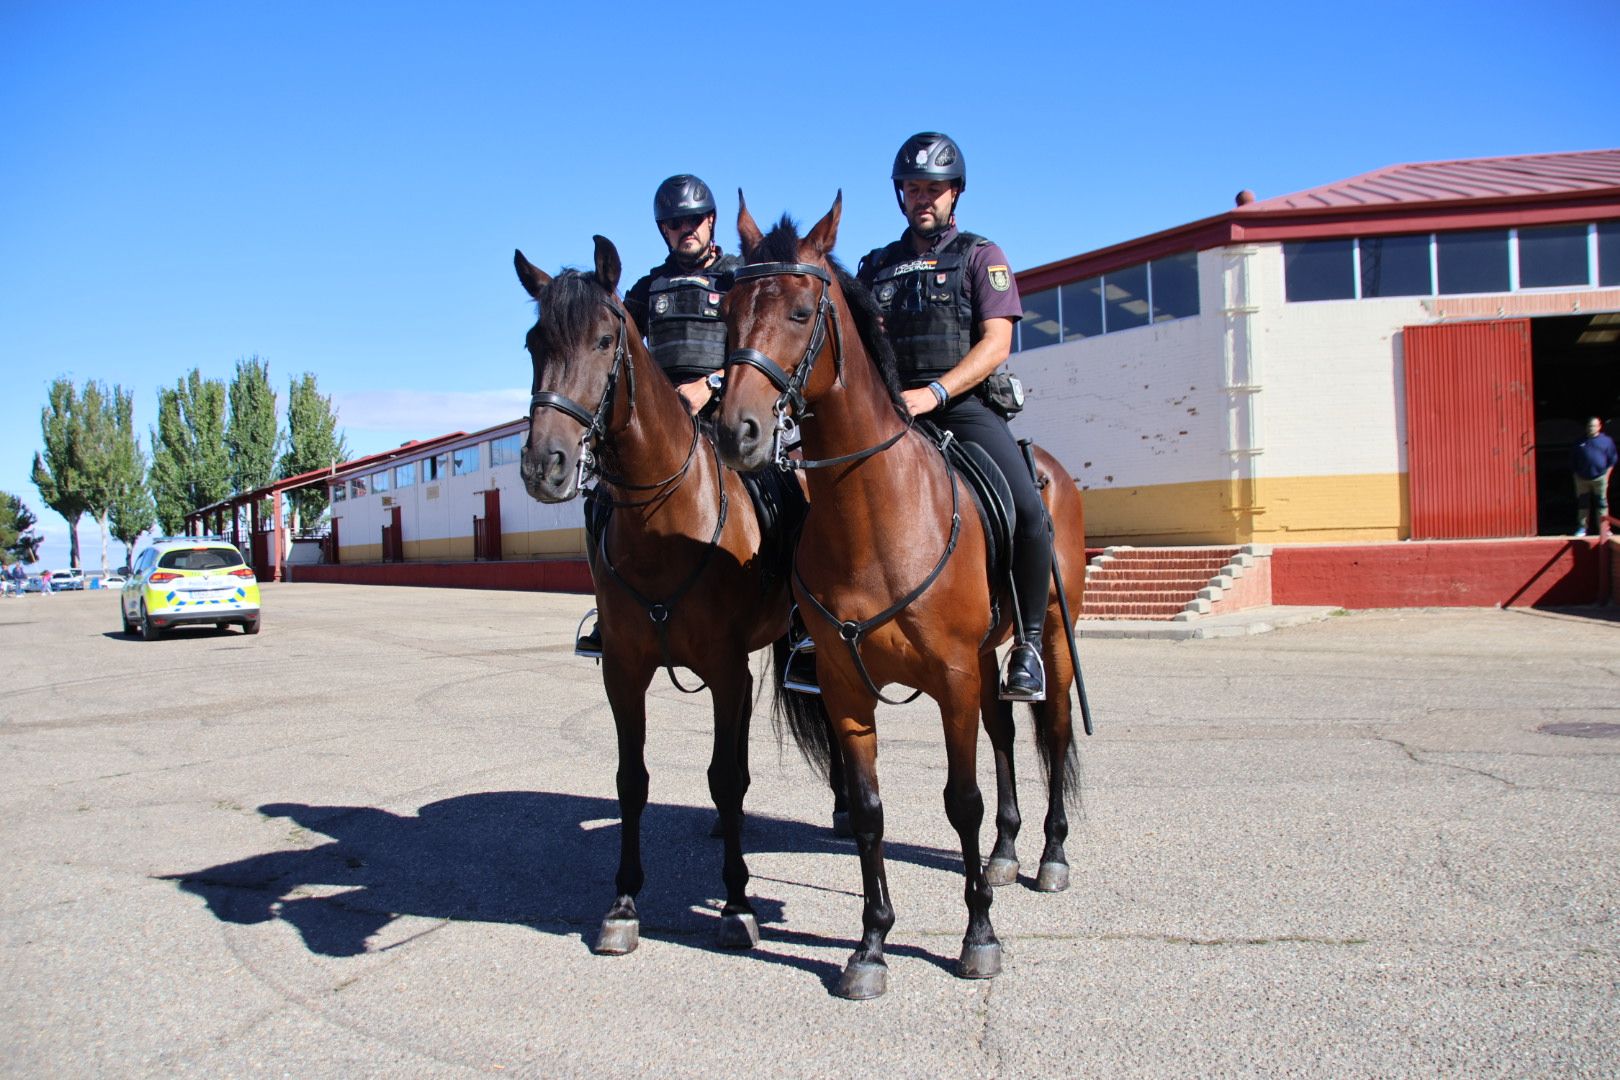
[595,917,640,955]
[985,857,1020,886]
[832,810,853,838]
[835,959,888,1000]
[717,912,759,949]
[958,942,1002,979]
[1035,861,1071,893]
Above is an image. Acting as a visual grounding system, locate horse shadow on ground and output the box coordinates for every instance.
[163,792,969,990]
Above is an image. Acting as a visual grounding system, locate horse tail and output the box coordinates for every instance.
[1028,699,1083,814]
[770,635,833,781]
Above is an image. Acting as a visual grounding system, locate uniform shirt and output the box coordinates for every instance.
[860,225,1023,325]
[622,247,731,339]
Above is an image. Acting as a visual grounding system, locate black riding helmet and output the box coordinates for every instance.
[890,132,966,212]
[653,174,716,224]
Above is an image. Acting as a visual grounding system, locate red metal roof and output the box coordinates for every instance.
[1017,149,1620,293]
[1238,150,1620,213]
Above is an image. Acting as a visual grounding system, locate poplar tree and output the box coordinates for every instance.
[32,378,91,568]
[107,387,156,568]
[148,370,230,535]
[74,380,121,574]
[1,492,44,565]
[278,373,349,529]
[226,355,280,497]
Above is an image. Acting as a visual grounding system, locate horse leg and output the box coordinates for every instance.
[941,675,1001,979]
[708,676,751,838]
[1030,611,1078,893]
[827,718,852,837]
[707,662,759,949]
[832,708,895,999]
[596,657,654,955]
[980,650,1021,885]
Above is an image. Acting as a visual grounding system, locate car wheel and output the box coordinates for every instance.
[122,608,136,635]
[243,615,261,636]
[139,601,161,642]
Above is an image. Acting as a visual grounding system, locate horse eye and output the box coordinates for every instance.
[790,308,812,322]
[598,334,613,349]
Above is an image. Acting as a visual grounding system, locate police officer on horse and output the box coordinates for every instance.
[576,173,744,657]
[857,132,1052,702]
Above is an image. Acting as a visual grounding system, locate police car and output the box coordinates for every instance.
[121,537,262,640]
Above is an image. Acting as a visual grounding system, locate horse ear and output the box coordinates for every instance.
[592,235,621,295]
[514,250,552,299]
[737,189,765,259]
[804,191,843,260]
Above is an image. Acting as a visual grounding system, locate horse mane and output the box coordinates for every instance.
[526,268,613,380]
[744,215,905,407]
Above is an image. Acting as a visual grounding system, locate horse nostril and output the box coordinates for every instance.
[739,416,759,449]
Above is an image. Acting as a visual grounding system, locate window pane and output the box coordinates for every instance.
[1436,230,1509,294]
[1284,240,1354,302]
[1601,222,1620,287]
[372,470,391,493]
[1019,288,1061,350]
[330,483,346,503]
[1518,224,1590,288]
[395,462,416,488]
[159,546,244,570]
[1060,278,1103,338]
[1360,234,1431,297]
[452,446,479,475]
[423,453,446,481]
[1103,263,1150,331]
[489,433,522,467]
[1150,252,1199,320]
[351,477,368,498]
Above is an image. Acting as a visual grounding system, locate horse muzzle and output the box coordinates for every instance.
[520,439,578,502]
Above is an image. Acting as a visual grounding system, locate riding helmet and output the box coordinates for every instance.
[653,174,716,223]
[890,132,966,210]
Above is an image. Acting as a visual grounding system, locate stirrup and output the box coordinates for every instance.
[574,608,603,660]
[783,640,821,696]
[788,605,816,654]
[999,643,1046,703]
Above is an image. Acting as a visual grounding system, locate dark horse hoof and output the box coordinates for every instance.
[832,810,853,838]
[958,941,1003,979]
[985,857,1020,887]
[717,911,760,949]
[835,959,888,1000]
[595,917,640,955]
[1035,861,1070,893]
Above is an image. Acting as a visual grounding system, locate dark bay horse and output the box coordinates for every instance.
[514,236,838,957]
[712,196,1088,1000]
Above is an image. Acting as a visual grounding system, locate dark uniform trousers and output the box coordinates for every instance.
[933,393,1048,556]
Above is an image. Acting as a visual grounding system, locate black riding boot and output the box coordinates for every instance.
[1001,538,1052,702]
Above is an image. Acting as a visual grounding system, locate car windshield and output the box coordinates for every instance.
[157,547,245,571]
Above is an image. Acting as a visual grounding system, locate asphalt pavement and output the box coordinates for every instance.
[2,585,1618,1078]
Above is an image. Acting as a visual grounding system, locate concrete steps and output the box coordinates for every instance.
[1081,545,1269,621]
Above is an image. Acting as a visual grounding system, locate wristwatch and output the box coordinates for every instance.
[706,371,725,394]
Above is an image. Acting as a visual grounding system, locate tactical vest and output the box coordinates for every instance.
[862,232,987,384]
[644,253,740,382]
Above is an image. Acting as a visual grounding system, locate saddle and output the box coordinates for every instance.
[919,421,1015,587]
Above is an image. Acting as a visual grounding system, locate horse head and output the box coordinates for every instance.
[514,236,627,502]
[714,192,844,472]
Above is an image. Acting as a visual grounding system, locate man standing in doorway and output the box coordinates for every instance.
[1572,416,1617,537]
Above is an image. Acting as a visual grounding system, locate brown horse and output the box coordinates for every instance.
[712,196,1089,1000]
[514,236,839,957]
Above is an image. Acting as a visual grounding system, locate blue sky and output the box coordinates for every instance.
[3,0,1616,570]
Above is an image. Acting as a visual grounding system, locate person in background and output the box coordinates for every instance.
[1572,416,1617,537]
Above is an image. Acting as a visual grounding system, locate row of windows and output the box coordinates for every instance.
[1285,221,1620,303]
[1014,251,1199,352]
[329,434,525,502]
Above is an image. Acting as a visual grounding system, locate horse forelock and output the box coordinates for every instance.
[741,215,905,408]
[528,269,615,380]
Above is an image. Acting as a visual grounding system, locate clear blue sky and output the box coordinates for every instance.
[3,0,1616,570]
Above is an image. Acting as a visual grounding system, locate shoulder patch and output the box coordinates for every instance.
[987,265,1011,292]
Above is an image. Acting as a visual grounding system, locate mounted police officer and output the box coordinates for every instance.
[576,174,743,658]
[857,132,1052,702]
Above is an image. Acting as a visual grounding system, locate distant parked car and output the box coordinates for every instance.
[121,538,261,639]
[52,568,86,591]
[99,575,126,589]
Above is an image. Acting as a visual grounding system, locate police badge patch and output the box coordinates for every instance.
[653,295,670,314]
[987,265,1011,292]
[877,283,896,302]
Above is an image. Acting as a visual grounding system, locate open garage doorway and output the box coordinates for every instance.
[1532,313,1620,535]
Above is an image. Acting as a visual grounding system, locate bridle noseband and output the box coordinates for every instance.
[528,300,634,492]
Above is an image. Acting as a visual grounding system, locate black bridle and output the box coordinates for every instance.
[528,300,698,501]
[726,261,913,471]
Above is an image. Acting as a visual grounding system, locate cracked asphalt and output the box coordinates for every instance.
[3,586,1618,1077]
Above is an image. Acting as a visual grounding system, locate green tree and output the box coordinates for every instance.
[278,373,349,530]
[148,370,230,535]
[0,492,44,565]
[226,354,280,498]
[32,377,91,568]
[74,380,122,574]
[107,387,156,569]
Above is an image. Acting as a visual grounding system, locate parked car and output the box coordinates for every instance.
[99,574,126,589]
[121,538,261,640]
[52,568,86,591]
